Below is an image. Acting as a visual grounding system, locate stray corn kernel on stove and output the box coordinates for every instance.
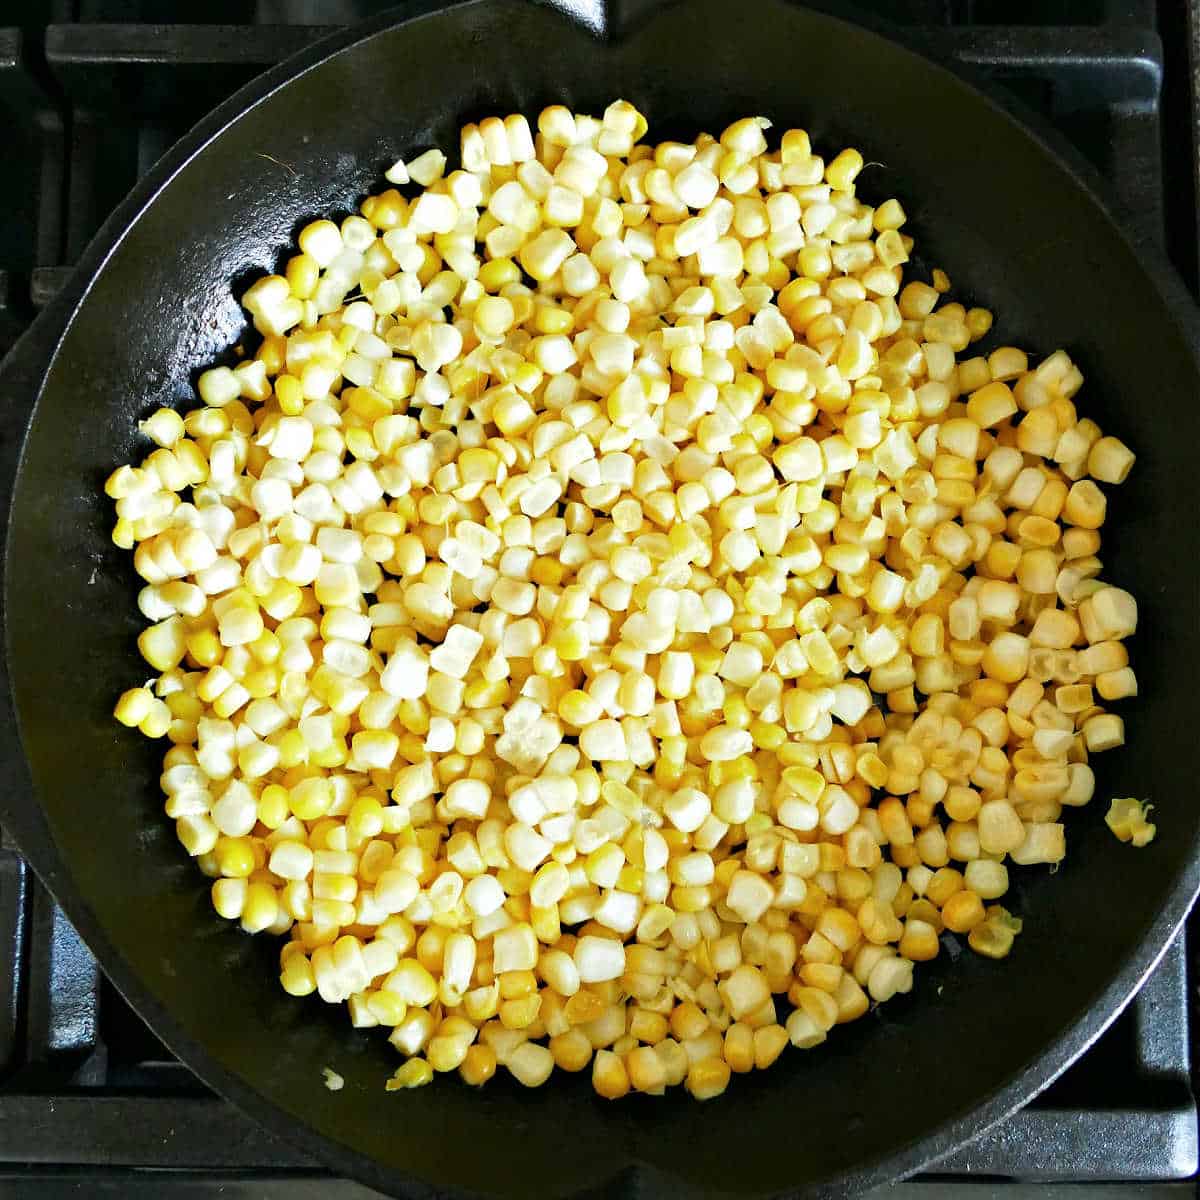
[107,99,1143,1100]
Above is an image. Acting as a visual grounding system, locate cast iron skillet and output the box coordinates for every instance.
[0,0,1197,1195]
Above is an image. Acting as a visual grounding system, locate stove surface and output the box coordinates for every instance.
[0,1,1196,1196]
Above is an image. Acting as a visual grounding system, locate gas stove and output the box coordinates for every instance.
[0,2,1196,1196]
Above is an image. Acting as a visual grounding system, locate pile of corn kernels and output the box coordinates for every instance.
[109,101,1139,1100]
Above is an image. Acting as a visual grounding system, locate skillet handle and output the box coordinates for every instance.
[0,287,78,871]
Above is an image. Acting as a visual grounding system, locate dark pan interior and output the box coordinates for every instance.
[4,0,1200,1195]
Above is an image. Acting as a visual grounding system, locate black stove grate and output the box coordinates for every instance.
[0,2,1197,1196]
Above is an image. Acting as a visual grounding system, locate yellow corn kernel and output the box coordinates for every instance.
[385,1059,434,1090]
[105,108,1138,1102]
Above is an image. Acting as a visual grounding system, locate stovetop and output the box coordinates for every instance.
[0,1,1197,1197]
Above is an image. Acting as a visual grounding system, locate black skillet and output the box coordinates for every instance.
[0,1,1197,1196]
